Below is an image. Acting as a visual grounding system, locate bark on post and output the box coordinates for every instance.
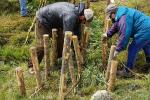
[30,47,42,90]
[107,60,118,92]
[72,35,83,78]
[50,29,58,71]
[102,40,108,68]
[68,49,77,86]
[105,45,116,81]
[105,19,112,33]
[102,19,112,68]
[16,67,26,96]
[59,31,72,100]
[80,26,89,64]
[43,34,50,80]
[86,0,90,8]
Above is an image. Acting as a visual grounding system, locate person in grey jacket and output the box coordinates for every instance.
[28,2,93,73]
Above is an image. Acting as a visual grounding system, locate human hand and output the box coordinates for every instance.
[113,50,119,59]
[102,33,107,38]
[102,33,108,42]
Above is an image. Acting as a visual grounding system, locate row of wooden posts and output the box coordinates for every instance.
[15,25,90,99]
[16,0,118,98]
[102,0,118,92]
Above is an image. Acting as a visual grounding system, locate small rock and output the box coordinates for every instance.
[91,90,112,100]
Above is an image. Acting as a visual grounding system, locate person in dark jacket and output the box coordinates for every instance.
[104,4,150,77]
[28,2,93,73]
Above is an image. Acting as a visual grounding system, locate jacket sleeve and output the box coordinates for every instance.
[107,22,118,37]
[116,15,132,52]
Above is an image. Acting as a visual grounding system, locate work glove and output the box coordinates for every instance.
[113,50,119,59]
[102,33,108,42]
[102,33,107,38]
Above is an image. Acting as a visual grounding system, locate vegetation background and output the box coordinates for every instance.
[0,0,150,99]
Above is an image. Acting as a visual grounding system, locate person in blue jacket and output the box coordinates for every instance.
[19,0,28,16]
[104,4,150,77]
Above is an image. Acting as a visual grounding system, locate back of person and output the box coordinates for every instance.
[116,6,150,40]
[36,2,79,29]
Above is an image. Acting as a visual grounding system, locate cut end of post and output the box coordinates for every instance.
[111,45,116,48]
[16,67,23,72]
[72,35,77,39]
[43,34,49,37]
[52,28,58,32]
[65,31,73,36]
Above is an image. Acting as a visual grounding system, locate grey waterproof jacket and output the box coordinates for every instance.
[36,2,84,35]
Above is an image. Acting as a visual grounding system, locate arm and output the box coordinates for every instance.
[107,22,118,37]
[116,15,133,52]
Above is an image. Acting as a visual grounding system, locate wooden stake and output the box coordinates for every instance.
[59,31,72,100]
[107,60,118,92]
[105,45,116,81]
[72,35,83,78]
[105,19,112,33]
[80,26,89,64]
[86,0,90,8]
[102,19,112,68]
[16,67,26,96]
[102,42,108,68]
[50,29,58,71]
[30,47,42,90]
[68,49,77,87]
[43,34,50,80]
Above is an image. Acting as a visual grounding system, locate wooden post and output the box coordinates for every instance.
[72,35,83,78]
[80,26,89,64]
[68,49,77,87]
[105,19,112,33]
[30,47,42,90]
[16,67,26,96]
[105,45,116,81]
[50,29,58,71]
[86,0,90,8]
[102,40,108,68]
[102,19,112,68]
[107,60,118,92]
[43,34,50,80]
[80,24,85,56]
[59,31,72,100]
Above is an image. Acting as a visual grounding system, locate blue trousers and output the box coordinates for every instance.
[19,0,27,16]
[126,39,150,72]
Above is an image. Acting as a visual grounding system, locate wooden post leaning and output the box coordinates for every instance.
[30,47,43,90]
[43,34,50,80]
[16,67,26,96]
[68,49,77,87]
[105,45,116,81]
[107,60,118,92]
[59,31,72,100]
[50,29,58,71]
[72,35,83,78]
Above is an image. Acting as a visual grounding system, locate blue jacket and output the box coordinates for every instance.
[107,6,150,52]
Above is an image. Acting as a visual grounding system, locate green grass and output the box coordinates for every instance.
[0,0,150,99]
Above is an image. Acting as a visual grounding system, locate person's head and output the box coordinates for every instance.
[79,8,94,24]
[105,3,117,22]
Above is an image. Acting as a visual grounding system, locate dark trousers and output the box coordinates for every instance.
[28,18,64,68]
